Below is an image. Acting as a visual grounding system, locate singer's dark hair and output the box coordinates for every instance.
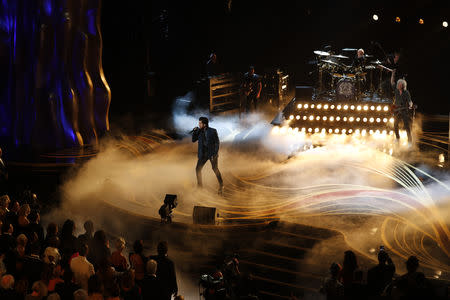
[199,117,209,126]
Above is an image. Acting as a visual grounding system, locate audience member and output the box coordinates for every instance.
[25,280,48,300]
[47,292,61,300]
[70,243,95,291]
[43,222,60,251]
[0,221,15,254]
[0,274,19,299]
[150,241,178,300]
[90,230,111,269]
[339,250,359,289]
[78,220,94,251]
[60,219,78,265]
[28,211,44,245]
[392,256,433,300]
[73,288,88,300]
[367,249,395,297]
[320,262,344,300]
[15,204,31,237]
[130,240,146,283]
[141,259,162,300]
[111,237,128,272]
[87,274,104,300]
[120,270,142,300]
[23,242,44,285]
[55,269,81,300]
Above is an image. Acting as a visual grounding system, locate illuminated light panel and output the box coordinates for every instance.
[334,128,339,133]
[389,131,394,135]
[294,127,299,132]
[419,18,424,25]
[311,104,315,108]
[361,129,367,136]
[336,116,341,121]
[328,128,333,133]
[382,130,387,135]
[357,105,362,111]
[349,117,354,122]
[369,117,374,123]
[443,21,448,28]
[355,129,360,135]
[369,130,374,134]
[356,117,361,122]
[373,14,378,21]
[376,105,381,111]
[321,128,326,133]
[375,129,380,134]
[329,116,334,121]
[272,126,280,134]
[396,16,401,23]
[370,105,375,110]
[350,105,355,110]
[348,129,353,133]
[337,105,342,110]
[297,104,303,109]
[330,105,335,109]
[343,117,348,122]
[317,104,322,109]
[303,116,307,120]
[376,118,381,123]
[309,115,314,120]
[289,115,294,120]
[316,116,320,120]
[314,128,319,133]
[342,129,346,134]
[383,118,388,123]
[308,128,312,133]
[343,105,348,110]
[301,127,306,132]
[323,116,327,121]
[324,104,329,110]
[389,117,394,123]
[304,104,309,109]
[383,105,389,111]
[296,115,300,120]
[363,117,368,122]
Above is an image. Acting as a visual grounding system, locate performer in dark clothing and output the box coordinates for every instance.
[242,66,262,112]
[352,48,366,68]
[392,79,413,144]
[367,250,396,297]
[192,117,224,195]
[149,242,177,300]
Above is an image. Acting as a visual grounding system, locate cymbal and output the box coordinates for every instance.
[314,50,330,56]
[331,54,349,59]
[370,60,382,65]
[365,65,376,70]
[364,54,374,58]
[342,48,357,51]
[321,59,341,66]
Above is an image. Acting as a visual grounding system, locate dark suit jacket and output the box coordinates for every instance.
[192,127,220,159]
[149,255,177,298]
[141,274,163,300]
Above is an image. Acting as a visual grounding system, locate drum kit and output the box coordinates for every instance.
[314,48,388,101]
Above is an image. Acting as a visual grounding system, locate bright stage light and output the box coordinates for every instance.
[343,105,348,110]
[336,116,341,121]
[343,117,348,122]
[303,116,307,120]
[369,117,374,123]
[419,18,424,25]
[315,128,319,133]
[323,116,327,121]
[316,116,321,120]
[272,126,280,134]
[376,118,381,123]
[383,105,389,111]
[289,115,294,120]
[356,117,361,122]
[375,130,380,134]
[355,129,360,135]
[373,14,378,21]
[335,128,339,133]
[395,17,401,23]
[317,104,322,109]
[443,21,448,28]
[330,105,335,109]
[301,127,306,132]
[350,105,355,110]
[382,130,387,135]
[337,105,342,110]
[349,117,354,122]
[348,129,353,133]
[342,129,346,134]
[357,105,362,111]
[389,117,394,123]
[361,129,367,136]
[324,104,329,110]
[308,128,312,133]
[311,104,315,108]
[321,128,326,133]
[309,115,314,120]
[294,127,299,132]
[363,117,368,122]
[376,106,381,111]
[383,118,388,123]
[304,104,309,109]
[329,116,334,121]
[364,105,368,111]
[296,115,300,120]
[369,130,374,134]
[370,105,375,110]
[328,128,333,133]
[297,104,302,109]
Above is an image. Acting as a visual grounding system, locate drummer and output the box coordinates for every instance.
[352,48,366,68]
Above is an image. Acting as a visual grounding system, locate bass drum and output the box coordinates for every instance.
[336,78,356,100]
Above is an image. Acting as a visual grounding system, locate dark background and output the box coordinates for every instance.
[101,0,450,117]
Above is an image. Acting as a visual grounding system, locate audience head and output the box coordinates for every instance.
[17,234,28,247]
[406,256,419,273]
[18,203,30,217]
[157,241,168,256]
[47,293,61,300]
[88,274,103,295]
[79,243,89,257]
[93,230,107,246]
[115,237,125,251]
[47,222,58,237]
[0,195,10,210]
[1,221,13,234]
[73,289,88,300]
[146,259,157,275]
[31,280,48,297]
[28,210,40,224]
[343,250,358,271]
[84,220,94,234]
[329,262,341,278]
[61,219,75,239]
[133,240,143,254]
[0,274,14,290]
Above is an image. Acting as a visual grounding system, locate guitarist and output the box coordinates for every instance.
[242,66,262,113]
[392,79,413,144]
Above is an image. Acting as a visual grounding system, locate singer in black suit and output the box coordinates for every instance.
[192,117,224,194]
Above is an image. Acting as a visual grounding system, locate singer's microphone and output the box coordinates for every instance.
[189,127,199,134]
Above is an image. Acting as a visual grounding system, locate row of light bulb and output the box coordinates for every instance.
[274,126,394,136]
[297,103,390,112]
[289,114,394,123]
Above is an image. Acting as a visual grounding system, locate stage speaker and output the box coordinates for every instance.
[193,206,216,225]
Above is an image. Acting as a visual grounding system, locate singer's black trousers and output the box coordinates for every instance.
[196,155,223,187]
